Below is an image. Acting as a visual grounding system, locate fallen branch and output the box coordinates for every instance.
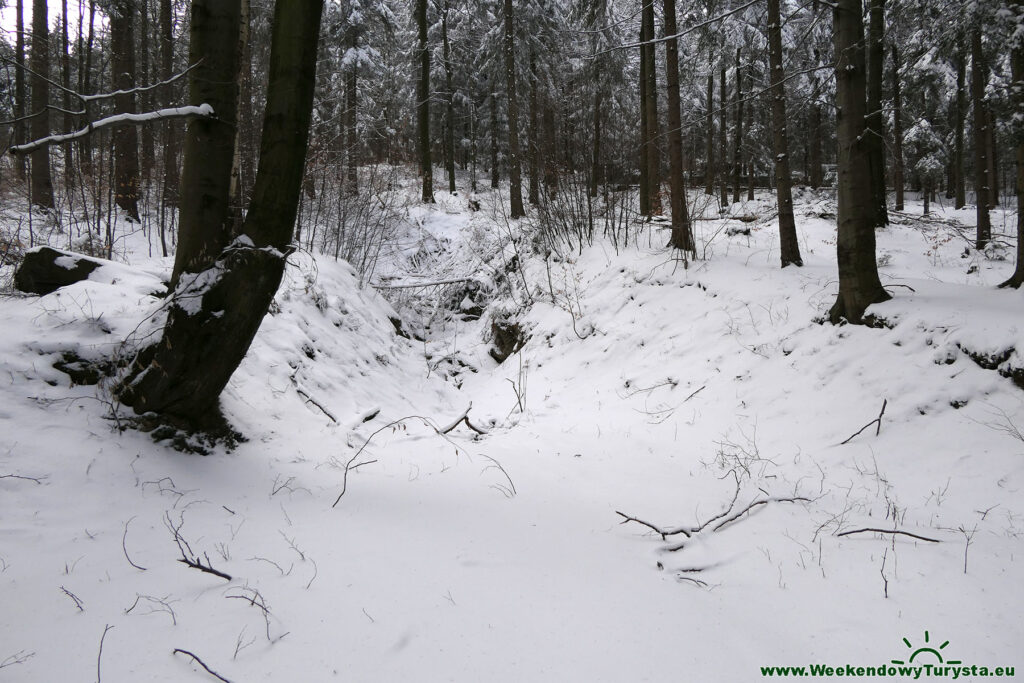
[438,402,488,435]
[371,277,476,290]
[166,513,232,581]
[177,555,232,581]
[0,473,46,484]
[173,649,233,683]
[836,527,941,543]
[122,517,147,571]
[840,399,887,445]
[97,625,113,683]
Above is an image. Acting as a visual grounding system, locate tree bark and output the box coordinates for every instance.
[14,0,27,179]
[159,0,179,207]
[704,57,714,196]
[719,62,728,208]
[986,106,998,208]
[971,29,991,250]
[119,0,325,428]
[642,0,662,215]
[30,0,55,209]
[139,0,154,184]
[111,1,141,221]
[442,2,457,195]
[865,0,888,227]
[767,0,802,267]
[731,48,743,204]
[809,49,822,189]
[79,0,96,175]
[638,19,650,216]
[345,21,358,192]
[490,88,500,189]
[998,1,1024,287]
[61,0,74,189]
[892,43,905,211]
[229,0,252,230]
[416,0,434,202]
[828,0,890,325]
[504,0,525,218]
[528,51,540,204]
[663,0,692,252]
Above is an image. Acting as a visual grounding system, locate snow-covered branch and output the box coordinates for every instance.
[8,105,215,156]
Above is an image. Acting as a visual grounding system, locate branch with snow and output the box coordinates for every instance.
[8,105,216,156]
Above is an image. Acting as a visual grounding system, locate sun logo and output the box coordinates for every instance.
[891,631,962,666]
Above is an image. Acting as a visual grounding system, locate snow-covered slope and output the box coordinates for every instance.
[1,192,1021,681]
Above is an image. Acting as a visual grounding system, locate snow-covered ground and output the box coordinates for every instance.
[1,184,1021,681]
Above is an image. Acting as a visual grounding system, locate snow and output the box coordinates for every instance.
[0,186,1022,681]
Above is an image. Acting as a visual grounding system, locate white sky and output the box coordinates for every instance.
[0,2,90,40]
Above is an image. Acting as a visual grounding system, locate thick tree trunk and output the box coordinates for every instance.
[30,0,55,209]
[416,0,434,202]
[229,0,252,230]
[828,0,890,325]
[442,3,457,195]
[731,48,743,205]
[14,0,27,179]
[809,50,822,189]
[111,1,141,221]
[767,0,802,267]
[892,43,905,211]
[159,0,179,206]
[638,21,650,216]
[504,0,525,218]
[642,0,662,215]
[971,29,991,250]
[119,0,324,428]
[169,0,242,286]
[954,37,966,209]
[999,2,1024,287]
[986,107,999,208]
[663,0,693,253]
[139,0,154,184]
[866,0,888,227]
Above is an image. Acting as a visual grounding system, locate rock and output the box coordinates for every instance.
[490,318,525,363]
[14,247,105,295]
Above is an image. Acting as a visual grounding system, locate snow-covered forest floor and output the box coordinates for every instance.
[1,180,1022,681]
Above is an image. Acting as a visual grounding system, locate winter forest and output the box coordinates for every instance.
[0,0,1022,680]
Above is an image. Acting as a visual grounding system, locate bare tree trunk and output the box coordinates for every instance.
[638,20,650,216]
[892,43,905,211]
[663,0,692,252]
[971,29,991,250]
[809,50,822,189]
[159,0,178,208]
[345,23,358,192]
[987,107,999,208]
[169,0,242,286]
[490,88,500,189]
[719,62,728,208]
[590,74,603,197]
[30,0,55,209]
[704,58,714,195]
[504,0,525,218]
[866,0,888,226]
[14,0,27,179]
[416,0,434,202]
[828,0,890,324]
[120,0,324,429]
[61,0,74,190]
[442,2,457,195]
[111,1,141,221]
[139,0,154,184]
[731,48,743,204]
[642,0,662,215]
[767,0,802,267]
[79,0,95,175]
[229,0,251,230]
[999,2,1024,287]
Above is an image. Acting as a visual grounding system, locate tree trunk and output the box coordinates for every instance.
[954,37,966,209]
[159,0,179,207]
[999,2,1024,286]
[704,60,714,196]
[139,0,154,184]
[119,0,324,428]
[14,0,27,179]
[442,2,457,195]
[504,0,525,218]
[590,73,603,198]
[767,0,802,267]
[528,52,540,204]
[490,88,500,189]
[229,0,251,230]
[61,0,74,190]
[169,0,242,287]
[892,43,905,211]
[638,20,650,216]
[30,0,55,209]
[719,63,728,208]
[111,1,141,221]
[416,0,434,202]
[971,29,991,250]
[731,48,743,204]
[642,0,662,215]
[663,0,692,253]
[79,0,96,175]
[986,107,998,208]
[866,0,888,227]
[828,0,890,325]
